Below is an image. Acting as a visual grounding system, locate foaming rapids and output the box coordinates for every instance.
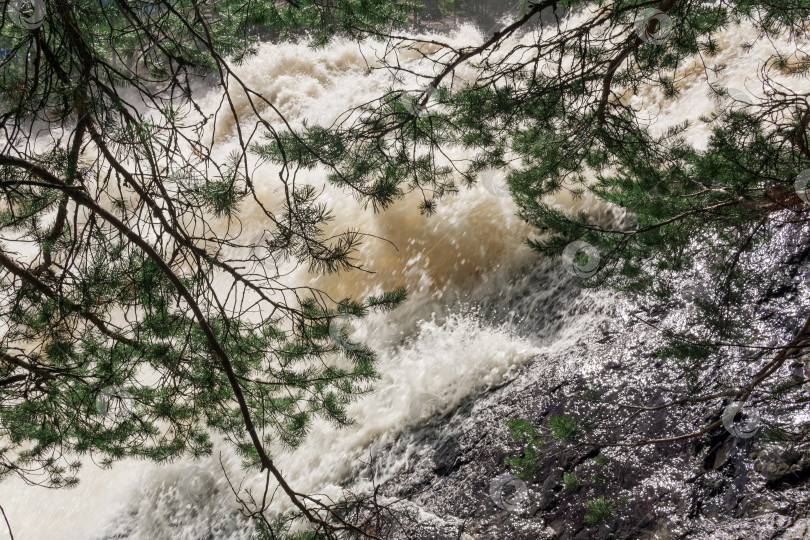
[0,18,801,540]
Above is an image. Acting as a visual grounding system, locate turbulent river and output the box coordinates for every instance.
[0,17,805,540]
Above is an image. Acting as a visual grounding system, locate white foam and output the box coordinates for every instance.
[0,16,799,540]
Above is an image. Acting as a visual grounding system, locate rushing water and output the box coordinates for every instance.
[0,17,805,540]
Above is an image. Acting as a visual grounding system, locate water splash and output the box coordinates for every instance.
[0,17,802,540]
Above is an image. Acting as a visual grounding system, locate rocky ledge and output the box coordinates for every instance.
[370,225,810,540]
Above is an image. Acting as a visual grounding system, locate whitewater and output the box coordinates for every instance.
[0,15,805,539]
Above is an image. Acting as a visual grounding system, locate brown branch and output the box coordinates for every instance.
[0,154,334,535]
[596,0,678,125]
[796,107,810,160]
[0,504,13,540]
[0,374,27,387]
[0,351,55,382]
[8,10,361,527]
[0,244,136,349]
[33,114,88,276]
[581,197,743,236]
[84,123,294,320]
[418,0,555,109]
[593,311,810,448]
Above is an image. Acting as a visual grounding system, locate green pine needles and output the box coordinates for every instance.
[504,417,546,479]
[0,0,413,535]
[1,0,809,537]
[264,0,810,451]
[584,496,616,525]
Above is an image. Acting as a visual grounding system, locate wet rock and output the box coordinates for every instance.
[782,518,810,539]
[754,445,810,487]
[377,222,810,540]
[433,436,463,476]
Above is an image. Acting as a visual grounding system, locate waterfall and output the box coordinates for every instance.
[0,17,804,540]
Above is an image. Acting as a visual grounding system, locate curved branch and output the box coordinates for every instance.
[0,154,335,533]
